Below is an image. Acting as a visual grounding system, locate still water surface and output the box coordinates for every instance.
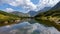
[0,19,60,34]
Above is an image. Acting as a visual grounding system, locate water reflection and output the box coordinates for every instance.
[0,19,60,34]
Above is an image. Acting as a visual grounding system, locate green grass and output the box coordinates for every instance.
[0,10,21,26]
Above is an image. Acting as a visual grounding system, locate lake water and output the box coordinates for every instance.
[0,19,60,34]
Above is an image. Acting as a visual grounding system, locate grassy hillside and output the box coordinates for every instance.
[36,8,60,17]
[35,7,60,24]
[0,10,21,26]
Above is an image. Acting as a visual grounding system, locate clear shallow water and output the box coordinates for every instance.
[0,19,60,34]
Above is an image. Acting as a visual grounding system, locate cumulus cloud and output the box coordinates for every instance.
[47,0,60,7]
[36,0,60,11]
[4,8,14,12]
[0,22,60,34]
[0,0,60,12]
[7,0,24,6]
[1,0,37,11]
[9,0,37,11]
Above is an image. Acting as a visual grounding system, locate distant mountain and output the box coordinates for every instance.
[35,2,60,17]
[37,7,51,14]
[28,11,37,17]
[34,7,51,17]
[11,11,24,15]
[27,7,51,17]
[11,11,38,17]
[11,11,30,17]
[50,2,60,10]
[10,7,51,17]
[39,7,51,12]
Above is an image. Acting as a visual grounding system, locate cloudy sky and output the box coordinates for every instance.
[0,0,60,13]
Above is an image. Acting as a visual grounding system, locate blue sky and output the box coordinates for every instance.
[0,0,60,13]
[31,0,39,4]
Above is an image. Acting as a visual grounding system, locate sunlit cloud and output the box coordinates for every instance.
[4,8,15,12]
[0,0,60,13]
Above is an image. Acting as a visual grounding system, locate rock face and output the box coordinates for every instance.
[50,2,60,10]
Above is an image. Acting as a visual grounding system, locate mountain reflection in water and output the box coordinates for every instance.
[0,19,60,34]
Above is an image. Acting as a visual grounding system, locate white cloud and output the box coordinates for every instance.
[36,0,60,11]
[1,0,37,12]
[0,0,60,13]
[8,0,24,6]
[8,0,37,11]
[23,0,37,10]
[4,8,14,12]
[47,0,60,7]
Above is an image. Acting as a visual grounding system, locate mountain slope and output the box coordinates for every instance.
[38,7,51,12]
[35,2,60,31]
[0,10,20,26]
[28,11,37,17]
[11,11,30,17]
[35,7,51,17]
[50,2,60,10]
[27,7,51,17]
[35,2,60,17]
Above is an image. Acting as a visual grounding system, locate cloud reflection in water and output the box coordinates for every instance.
[0,22,60,34]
